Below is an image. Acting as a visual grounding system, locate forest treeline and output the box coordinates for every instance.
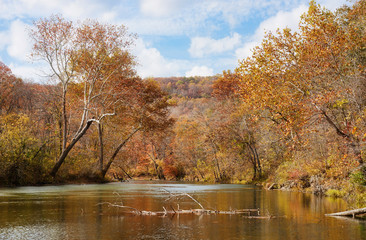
[0,1,365,205]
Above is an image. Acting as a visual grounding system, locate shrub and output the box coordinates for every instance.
[325,189,346,198]
[350,166,366,186]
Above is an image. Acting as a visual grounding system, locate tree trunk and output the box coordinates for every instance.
[58,117,62,160]
[101,127,140,178]
[350,141,364,164]
[50,119,93,177]
[253,144,262,175]
[253,164,257,179]
[210,139,222,181]
[98,122,104,174]
[213,169,219,182]
[246,143,259,179]
[321,110,364,164]
[325,208,366,217]
[62,88,67,152]
[148,147,165,180]
[197,168,205,180]
[151,159,162,179]
[119,166,133,179]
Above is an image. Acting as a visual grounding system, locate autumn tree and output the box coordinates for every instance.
[99,78,174,178]
[173,117,207,180]
[30,15,137,177]
[0,62,25,114]
[234,0,366,169]
[212,70,240,100]
[0,114,50,185]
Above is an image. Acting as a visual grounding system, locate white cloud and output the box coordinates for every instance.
[133,38,218,78]
[189,33,242,58]
[124,17,198,36]
[185,66,214,77]
[125,0,309,36]
[0,0,112,21]
[319,0,349,11]
[235,5,307,60]
[235,41,258,61]
[8,63,42,81]
[199,0,306,28]
[139,0,187,17]
[7,20,32,62]
[0,30,10,51]
[257,5,307,34]
[234,0,348,61]
[133,39,183,78]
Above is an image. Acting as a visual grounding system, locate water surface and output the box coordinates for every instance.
[0,181,365,239]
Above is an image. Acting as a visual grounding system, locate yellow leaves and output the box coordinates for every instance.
[332,99,349,108]
[228,1,366,161]
[0,113,39,161]
[351,127,358,135]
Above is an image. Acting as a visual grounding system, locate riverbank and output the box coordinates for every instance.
[1,170,365,209]
[261,177,366,209]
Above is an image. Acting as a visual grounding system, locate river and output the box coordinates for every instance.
[0,181,365,239]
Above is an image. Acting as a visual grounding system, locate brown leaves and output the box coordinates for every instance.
[0,61,25,113]
[212,70,240,100]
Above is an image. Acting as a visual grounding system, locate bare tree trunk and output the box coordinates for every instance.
[321,110,364,164]
[253,144,262,175]
[148,149,165,180]
[50,119,93,177]
[326,208,366,217]
[197,168,205,180]
[253,163,257,179]
[246,143,259,179]
[190,155,205,180]
[150,158,161,179]
[98,122,104,174]
[62,88,67,152]
[209,138,222,181]
[58,117,62,161]
[101,127,140,178]
[350,141,364,164]
[213,169,219,182]
[118,166,133,179]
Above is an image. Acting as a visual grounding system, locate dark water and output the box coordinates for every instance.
[0,181,365,240]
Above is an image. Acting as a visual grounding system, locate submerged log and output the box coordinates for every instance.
[325,207,366,217]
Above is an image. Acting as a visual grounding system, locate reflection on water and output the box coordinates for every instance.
[0,181,365,240]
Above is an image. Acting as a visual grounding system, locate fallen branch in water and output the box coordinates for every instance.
[97,202,142,214]
[98,189,262,217]
[162,189,205,210]
[325,207,366,218]
[98,202,260,216]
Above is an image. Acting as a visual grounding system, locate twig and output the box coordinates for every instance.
[170,205,176,214]
[162,188,205,210]
[97,202,141,214]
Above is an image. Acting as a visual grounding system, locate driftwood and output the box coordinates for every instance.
[98,189,263,217]
[98,202,260,216]
[267,183,277,190]
[325,207,366,218]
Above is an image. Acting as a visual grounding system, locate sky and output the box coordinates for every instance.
[0,0,349,83]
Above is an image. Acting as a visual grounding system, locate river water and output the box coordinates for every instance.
[0,181,364,240]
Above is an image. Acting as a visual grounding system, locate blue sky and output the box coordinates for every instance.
[0,0,348,82]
